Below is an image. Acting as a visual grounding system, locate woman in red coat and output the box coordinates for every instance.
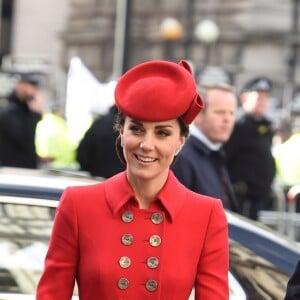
[36,60,229,299]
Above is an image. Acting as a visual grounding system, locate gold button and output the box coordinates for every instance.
[121,211,134,223]
[121,233,134,246]
[149,235,161,247]
[145,279,158,292]
[151,212,163,224]
[119,256,131,268]
[147,257,159,269]
[118,277,129,290]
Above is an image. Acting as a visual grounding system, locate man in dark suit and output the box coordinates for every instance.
[172,83,238,211]
[0,73,43,168]
[76,105,125,178]
[224,77,276,220]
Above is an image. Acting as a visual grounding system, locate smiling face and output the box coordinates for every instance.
[120,117,185,184]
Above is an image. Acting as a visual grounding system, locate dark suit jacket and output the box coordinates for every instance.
[285,260,300,299]
[76,106,125,178]
[224,114,276,200]
[0,91,41,168]
[172,135,237,211]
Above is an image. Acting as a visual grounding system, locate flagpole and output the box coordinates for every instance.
[112,0,131,79]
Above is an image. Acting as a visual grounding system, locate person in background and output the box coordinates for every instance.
[35,103,78,170]
[36,60,229,299]
[273,124,300,211]
[224,77,276,220]
[273,125,300,189]
[172,83,238,211]
[284,259,300,299]
[0,73,43,168]
[76,104,125,178]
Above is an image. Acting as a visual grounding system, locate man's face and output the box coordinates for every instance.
[16,82,39,103]
[195,88,237,143]
[241,90,269,117]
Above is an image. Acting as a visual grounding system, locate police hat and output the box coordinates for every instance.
[18,73,41,87]
[115,60,204,125]
[241,77,272,93]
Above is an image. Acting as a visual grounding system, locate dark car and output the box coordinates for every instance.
[0,167,298,299]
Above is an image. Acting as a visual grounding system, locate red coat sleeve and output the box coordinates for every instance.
[194,199,229,299]
[36,187,78,299]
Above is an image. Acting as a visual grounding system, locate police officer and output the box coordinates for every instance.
[224,77,276,220]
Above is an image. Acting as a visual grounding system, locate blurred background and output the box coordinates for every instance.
[0,0,300,126]
[1,4,300,298]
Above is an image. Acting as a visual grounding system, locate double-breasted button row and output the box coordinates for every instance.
[118,210,162,292]
[121,211,164,225]
[121,231,162,247]
[117,278,158,292]
[119,256,159,269]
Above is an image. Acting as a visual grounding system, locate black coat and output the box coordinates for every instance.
[285,260,300,299]
[0,92,41,168]
[172,135,237,211]
[76,106,125,178]
[224,114,276,200]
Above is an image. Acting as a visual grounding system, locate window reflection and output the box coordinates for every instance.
[0,203,55,294]
[230,240,289,300]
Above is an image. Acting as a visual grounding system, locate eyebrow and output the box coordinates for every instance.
[129,119,174,129]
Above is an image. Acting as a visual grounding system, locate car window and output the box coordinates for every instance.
[228,219,300,275]
[229,239,289,299]
[0,197,55,295]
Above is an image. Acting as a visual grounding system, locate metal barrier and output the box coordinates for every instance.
[258,182,300,241]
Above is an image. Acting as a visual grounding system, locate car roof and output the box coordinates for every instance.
[227,210,300,275]
[0,167,100,200]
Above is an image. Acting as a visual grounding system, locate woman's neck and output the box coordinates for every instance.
[127,171,168,209]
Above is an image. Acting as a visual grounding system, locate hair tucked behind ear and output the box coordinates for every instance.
[115,135,126,165]
[114,111,126,165]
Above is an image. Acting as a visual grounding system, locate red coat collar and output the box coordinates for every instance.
[104,171,187,222]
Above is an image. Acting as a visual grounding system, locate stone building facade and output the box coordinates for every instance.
[1,0,300,118]
[61,0,300,112]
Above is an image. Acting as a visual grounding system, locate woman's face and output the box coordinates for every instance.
[120,117,185,182]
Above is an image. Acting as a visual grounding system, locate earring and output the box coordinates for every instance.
[120,137,124,147]
[174,148,180,156]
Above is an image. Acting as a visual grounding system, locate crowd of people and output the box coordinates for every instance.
[1,65,298,218]
[1,60,300,298]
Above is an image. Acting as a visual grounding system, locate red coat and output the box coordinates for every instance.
[37,171,229,299]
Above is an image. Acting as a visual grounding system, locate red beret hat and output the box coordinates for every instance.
[115,60,204,125]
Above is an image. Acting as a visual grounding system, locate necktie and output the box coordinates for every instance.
[210,150,231,209]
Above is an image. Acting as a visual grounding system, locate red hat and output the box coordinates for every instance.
[115,60,204,125]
